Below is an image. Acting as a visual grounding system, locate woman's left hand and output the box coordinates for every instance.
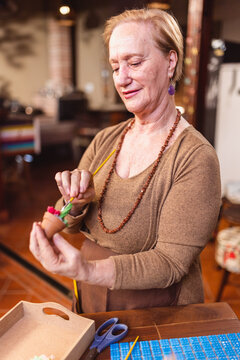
[29,222,90,280]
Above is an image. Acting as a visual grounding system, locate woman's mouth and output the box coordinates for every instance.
[122,89,140,99]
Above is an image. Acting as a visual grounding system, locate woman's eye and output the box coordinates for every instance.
[130,62,141,67]
[112,68,119,73]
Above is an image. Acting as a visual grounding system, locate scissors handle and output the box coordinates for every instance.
[90,317,128,353]
[90,317,119,349]
[97,323,128,352]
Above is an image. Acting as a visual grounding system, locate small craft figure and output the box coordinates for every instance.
[41,203,73,239]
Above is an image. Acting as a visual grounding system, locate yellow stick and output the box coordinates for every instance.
[73,149,116,313]
[124,336,139,360]
[73,279,80,313]
[92,149,116,176]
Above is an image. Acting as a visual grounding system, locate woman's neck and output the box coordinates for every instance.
[133,99,177,135]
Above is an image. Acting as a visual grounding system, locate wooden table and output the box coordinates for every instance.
[81,302,240,359]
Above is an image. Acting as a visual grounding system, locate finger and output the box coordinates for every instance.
[52,233,77,258]
[61,170,71,197]
[29,222,41,260]
[70,169,92,200]
[55,172,69,200]
[70,169,82,198]
[29,222,37,253]
[79,170,92,193]
[34,224,59,266]
[52,234,82,278]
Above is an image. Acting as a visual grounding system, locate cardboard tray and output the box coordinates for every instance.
[0,301,95,360]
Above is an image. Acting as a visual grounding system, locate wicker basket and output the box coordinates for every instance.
[215,226,240,273]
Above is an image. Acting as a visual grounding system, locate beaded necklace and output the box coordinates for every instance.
[97,109,181,234]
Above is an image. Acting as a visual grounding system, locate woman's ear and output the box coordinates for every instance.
[168,50,178,79]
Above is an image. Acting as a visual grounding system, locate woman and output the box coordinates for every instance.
[30,8,221,313]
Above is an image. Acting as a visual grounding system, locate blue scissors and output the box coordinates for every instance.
[84,317,128,359]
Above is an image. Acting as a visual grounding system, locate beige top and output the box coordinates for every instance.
[56,120,221,305]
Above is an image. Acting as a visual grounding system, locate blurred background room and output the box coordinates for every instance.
[0,0,240,317]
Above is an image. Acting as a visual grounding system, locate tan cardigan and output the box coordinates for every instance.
[56,120,221,305]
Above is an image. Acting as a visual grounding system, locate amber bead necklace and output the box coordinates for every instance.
[97,109,181,234]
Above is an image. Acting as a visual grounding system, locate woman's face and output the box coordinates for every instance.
[109,22,171,117]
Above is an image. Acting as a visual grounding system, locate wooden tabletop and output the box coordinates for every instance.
[81,302,240,359]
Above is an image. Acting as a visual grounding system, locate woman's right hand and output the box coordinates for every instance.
[55,169,95,215]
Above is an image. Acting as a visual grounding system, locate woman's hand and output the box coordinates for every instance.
[29,222,116,288]
[55,169,95,215]
[29,222,90,280]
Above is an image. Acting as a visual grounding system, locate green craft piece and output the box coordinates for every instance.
[60,202,73,219]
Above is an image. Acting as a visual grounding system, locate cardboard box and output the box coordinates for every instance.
[0,301,95,360]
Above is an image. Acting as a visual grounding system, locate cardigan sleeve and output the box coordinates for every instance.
[111,144,221,290]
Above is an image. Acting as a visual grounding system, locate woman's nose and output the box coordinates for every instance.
[115,66,132,87]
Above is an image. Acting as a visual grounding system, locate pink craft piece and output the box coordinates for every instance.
[47,206,61,216]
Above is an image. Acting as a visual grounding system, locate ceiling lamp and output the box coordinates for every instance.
[59,5,71,15]
[57,1,75,26]
[147,1,171,10]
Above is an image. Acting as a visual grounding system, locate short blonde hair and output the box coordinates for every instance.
[103,8,183,82]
